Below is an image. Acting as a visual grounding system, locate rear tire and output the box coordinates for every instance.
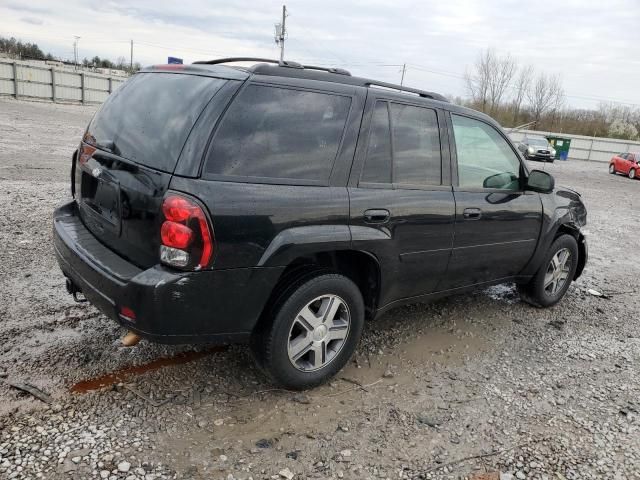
[251,273,364,390]
[629,168,636,179]
[517,234,579,308]
[609,164,616,174]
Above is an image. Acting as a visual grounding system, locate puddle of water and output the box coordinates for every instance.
[70,346,226,393]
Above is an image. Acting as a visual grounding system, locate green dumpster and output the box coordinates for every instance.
[546,136,571,161]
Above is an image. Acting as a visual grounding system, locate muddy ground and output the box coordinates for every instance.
[0,97,638,480]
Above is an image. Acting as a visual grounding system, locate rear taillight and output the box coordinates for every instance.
[159,194,214,270]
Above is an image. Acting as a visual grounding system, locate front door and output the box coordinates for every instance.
[623,153,637,174]
[440,113,543,290]
[348,97,455,307]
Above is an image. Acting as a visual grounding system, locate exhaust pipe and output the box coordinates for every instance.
[65,278,87,303]
[122,331,142,347]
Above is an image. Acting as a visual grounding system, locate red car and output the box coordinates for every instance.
[610,152,640,179]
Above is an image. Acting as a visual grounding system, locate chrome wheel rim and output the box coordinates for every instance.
[287,294,350,372]
[609,165,615,173]
[544,248,572,296]
[630,169,636,179]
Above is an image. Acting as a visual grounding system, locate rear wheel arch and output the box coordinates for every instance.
[253,250,381,335]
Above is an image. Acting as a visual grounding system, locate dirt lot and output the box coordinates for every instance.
[0,97,638,480]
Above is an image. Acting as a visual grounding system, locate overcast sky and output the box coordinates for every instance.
[2,0,639,109]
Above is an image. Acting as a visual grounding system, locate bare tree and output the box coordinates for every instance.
[465,49,517,115]
[464,49,493,113]
[527,73,563,124]
[487,52,517,115]
[548,77,565,130]
[512,65,533,125]
[116,56,127,70]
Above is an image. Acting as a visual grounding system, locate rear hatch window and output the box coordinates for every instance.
[86,72,227,173]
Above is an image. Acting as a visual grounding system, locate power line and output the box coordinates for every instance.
[7,28,640,108]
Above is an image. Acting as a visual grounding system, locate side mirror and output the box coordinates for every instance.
[483,172,518,189]
[526,170,555,194]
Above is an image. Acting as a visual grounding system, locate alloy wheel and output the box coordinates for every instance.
[544,248,572,296]
[287,294,350,372]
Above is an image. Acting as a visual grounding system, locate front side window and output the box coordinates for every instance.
[205,84,351,183]
[451,114,522,190]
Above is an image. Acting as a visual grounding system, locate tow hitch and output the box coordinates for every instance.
[65,277,87,303]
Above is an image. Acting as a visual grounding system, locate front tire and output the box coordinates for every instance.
[629,168,636,179]
[251,274,365,390]
[518,234,579,308]
[609,164,616,174]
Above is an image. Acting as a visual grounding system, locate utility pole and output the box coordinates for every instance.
[130,40,133,72]
[274,5,287,63]
[73,36,80,70]
[400,63,406,87]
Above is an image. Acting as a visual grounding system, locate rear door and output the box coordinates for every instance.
[348,95,455,306]
[75,72,231,268]
[441,112,542,289]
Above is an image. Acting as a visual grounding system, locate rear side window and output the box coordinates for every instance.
[87,73,226,172]
[361,102,392,184]
[390,103,441,185]
[360,101,442,186]
[205,84,351,183]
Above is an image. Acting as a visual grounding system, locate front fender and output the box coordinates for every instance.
[520,188,587,277]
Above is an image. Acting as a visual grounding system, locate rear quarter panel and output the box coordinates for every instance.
[167,178,351,269]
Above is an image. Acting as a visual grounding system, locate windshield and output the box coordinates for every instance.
[86,73,227,172]
[528,137,549,146]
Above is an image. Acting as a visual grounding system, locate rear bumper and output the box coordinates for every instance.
[53,201,283,344]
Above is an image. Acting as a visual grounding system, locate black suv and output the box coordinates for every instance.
[54,58,588,389]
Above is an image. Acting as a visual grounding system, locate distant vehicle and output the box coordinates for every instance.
[53,58,588,389]
[517,136,556,162]
[609,152,640,179]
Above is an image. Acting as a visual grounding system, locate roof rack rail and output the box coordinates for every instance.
[364,80,448,102]
[193,57,294,66]
[192,58,446,100]
[192,57,351,76]
[298,64,351,76]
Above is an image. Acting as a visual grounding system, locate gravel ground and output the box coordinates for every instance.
[0,96,638,480]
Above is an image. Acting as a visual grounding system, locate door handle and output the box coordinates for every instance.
[364,209,390,224]
[463,208,482,220]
